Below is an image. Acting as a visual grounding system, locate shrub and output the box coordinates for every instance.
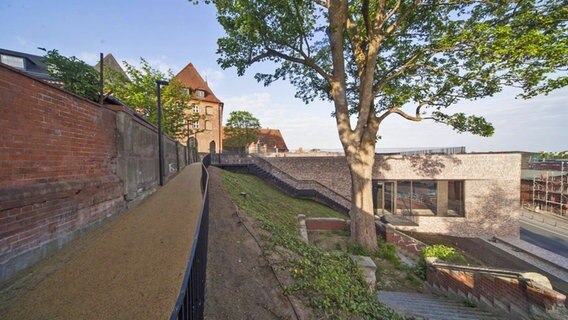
[415,244,466,279]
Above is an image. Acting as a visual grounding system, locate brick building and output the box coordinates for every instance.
[174,63,224,154]
[247,128,289,154]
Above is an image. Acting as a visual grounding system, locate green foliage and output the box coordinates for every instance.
[221,171,405,319]
[223,110,261,152]
[41,49,100,101]
[416,244,466,279]
[347,242,372,257]
[422,244,466,264]
[201,0,567,135]
[377,237,400,267]
[539,151,568,160]
[104,58,202,138]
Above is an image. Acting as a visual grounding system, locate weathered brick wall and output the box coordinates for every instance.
[0,65,188,282]
[0,65,125,281]
[376,222,427,258]
[427,264,567,319]
[265,153,521,237]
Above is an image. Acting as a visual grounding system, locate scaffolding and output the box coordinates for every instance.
[530,160,568,216]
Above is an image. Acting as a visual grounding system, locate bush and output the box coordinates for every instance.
[415,244,466,279]
[377,237,400,266]
[422,244,466,264]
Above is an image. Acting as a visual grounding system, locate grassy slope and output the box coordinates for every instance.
[221,171,404,320]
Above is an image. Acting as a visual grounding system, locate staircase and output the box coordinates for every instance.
[213,153,351,214]
[378,291,507,320]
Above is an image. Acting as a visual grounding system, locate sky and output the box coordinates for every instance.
[1,0,566,152]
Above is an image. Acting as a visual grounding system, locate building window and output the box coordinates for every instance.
[192,105,199,113]
[205,121,212,130]
[195,90,205,98]
[182,88,190,96]
[374,180,464,217]
[1,55,25,69]
[206,106,214,115]
[192,120,199,129]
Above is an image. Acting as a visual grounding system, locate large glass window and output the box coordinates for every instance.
[448,181,464,216]
[373,180,464,217]
[397,181,412,215]
[412,181,437,215]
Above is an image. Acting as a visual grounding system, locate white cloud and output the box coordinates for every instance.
[202,68,225,90]
[78,51,99,65]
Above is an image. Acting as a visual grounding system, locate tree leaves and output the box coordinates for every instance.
[42,49,100,101]
[104,58,202,139]
[224,110,261,151]
[203,0,567,137]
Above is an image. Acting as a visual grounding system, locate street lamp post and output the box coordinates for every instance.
[156,80,169,186]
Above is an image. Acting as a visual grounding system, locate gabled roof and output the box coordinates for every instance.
[0,48,53,81]
[94,53,127,78]
[174,62,222,104]
[255,128,289,152]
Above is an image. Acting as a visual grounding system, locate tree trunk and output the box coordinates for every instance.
[347,149,379,252]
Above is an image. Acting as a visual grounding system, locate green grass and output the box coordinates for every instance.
[221,171,405,320]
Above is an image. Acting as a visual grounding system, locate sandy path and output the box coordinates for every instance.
[1,164,202,319]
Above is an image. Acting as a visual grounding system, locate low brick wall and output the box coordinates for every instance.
[305,218,349,231]
[427,261,567,319]
[376,221,427,258]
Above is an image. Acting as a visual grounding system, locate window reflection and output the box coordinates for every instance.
[373,180,464,217]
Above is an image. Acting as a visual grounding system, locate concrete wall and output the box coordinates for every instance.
[265,153,521,237]
[0,65,188,282]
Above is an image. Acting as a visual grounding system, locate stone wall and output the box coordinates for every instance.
[0,65,188,282]
[265,153,521,237]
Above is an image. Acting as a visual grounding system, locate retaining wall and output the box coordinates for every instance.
[0,65,187,281]
[427,261,567,319]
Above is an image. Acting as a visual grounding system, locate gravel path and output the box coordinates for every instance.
[0,164,203,319]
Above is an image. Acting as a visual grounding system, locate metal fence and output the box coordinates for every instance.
[169,154,210,320]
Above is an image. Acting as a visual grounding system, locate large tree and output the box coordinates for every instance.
[105,58,203,139]
[202,0,567,250]
[224,110,261,152]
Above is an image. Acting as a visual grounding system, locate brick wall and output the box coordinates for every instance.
[0,65,188,282]
[427,262,567,319]
[0,65,125,281]
[376,221,427,258]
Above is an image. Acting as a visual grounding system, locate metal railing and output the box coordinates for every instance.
[169,154,210,320]
[428,260,526,281]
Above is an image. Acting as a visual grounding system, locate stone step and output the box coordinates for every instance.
[378,291,506,320]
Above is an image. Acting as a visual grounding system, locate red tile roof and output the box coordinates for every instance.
[253,128,289,152]
[173,62,222,104]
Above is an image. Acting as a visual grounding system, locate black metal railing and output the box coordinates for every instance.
[169,154,210,320]
[428,260,525,280]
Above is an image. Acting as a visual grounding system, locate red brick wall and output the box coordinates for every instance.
[0,65,125,281]
[304,218,349,231]
[427,264,566,316]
